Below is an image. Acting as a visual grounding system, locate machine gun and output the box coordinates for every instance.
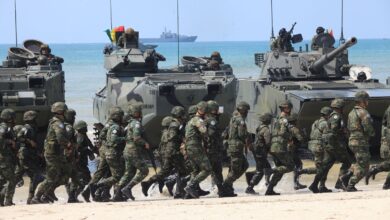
[287,22,303,44]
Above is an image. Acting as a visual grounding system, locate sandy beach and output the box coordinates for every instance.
[2,162,390,220]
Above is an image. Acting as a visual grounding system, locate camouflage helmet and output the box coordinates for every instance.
[237,101,250,111]
[125,28,135,35]
[259,112,273,124]
[316,26,325,34]
[23,110,38,121]
[65,108,76,121]
[161,116,172,127]
[279,28,287,36]
[355,91,370,101]
[287,113,299,122]
[197,101,208,113]
[320,106,333,116]
[0,108,16,121]
[207,100,219,113]
[51,102,68,114]
[211,51,221,58]
[109,106,124,121]
[74,120,87,131]
[188,105,197,116]
[279,100,293,109]
[330,98,345,109]
[127,104,142,117]
[171,106,185,118]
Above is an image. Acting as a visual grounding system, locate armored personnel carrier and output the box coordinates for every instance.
[93,29,237,147]
[237,29,390,152]
[0,39,65,129]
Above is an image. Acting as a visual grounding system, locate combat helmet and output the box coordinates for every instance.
[279,100,293,109]
[0,108,16,122]
[40,44,51,53]
[65,108,76,122]
[279,28,287,36]
[331,98,345,109]
[127,104,142,117]
[197,101,208,113]
[287,113,299,123]
[171,106,185,118]
[109,106,124,121]
[125,28,135,35]
[316,26,325,35]
[74,120,88,131]
[188,105,197,117]
[236,101,250,111]
[23,110,38,122]
[259,112,273,124]
[355,91,370,102]
[207,100,219,114]
[320,106,333,116]
[51,102,68,114]
[210,51,222,63]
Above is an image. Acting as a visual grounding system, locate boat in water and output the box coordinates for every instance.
[141,28,197,43]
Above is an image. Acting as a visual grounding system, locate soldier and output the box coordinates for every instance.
[116,105,150,201]
[14,110,44,204]
[266,100,294,196]
[0,109,17,206]
[222,101,251,197]
[311,26,325,50]
[317,99,352,191]
[366,105,390,189]
[39,44,64,64]
[340,91,375,191]
[204,101,224,196]
[94,106,126,199]
[31,102,70,204]
[141,106,187,198]
[73,120,98,202]
[288,113,307,190]
[210,51,223,64]
[299,107,332,193]
[271,28,293,52]
[245,113,272,195]
[184,101,210,198]
[117,28,137,48]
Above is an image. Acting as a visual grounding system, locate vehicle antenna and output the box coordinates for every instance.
[270,0,275,40]
[109,0,113,30]
[340,0,345,44]
[176,0,180,67]
[14,0,18,47]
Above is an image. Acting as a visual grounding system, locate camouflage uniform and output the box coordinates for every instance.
[319,99,352,191]
[266,100,294,195]
[184,102,210,198]
[366,105,390,189]
[245,113,272,194]
[118,105,149,201]
[223,102,250,196]
[205,101,224,195]
[14,111,44,204]
[344,91,375,191]
[142,106,187,198]
[288,113,307,190]
[33,102,69,204]
[0,109,17,206]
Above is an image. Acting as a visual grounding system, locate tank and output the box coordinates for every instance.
[237,31,390,154]
[0,39,65,130]
[93,30,237,147]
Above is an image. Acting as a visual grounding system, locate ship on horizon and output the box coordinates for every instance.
[141,28,197,43]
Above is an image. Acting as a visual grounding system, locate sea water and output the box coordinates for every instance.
[0,40,389,126]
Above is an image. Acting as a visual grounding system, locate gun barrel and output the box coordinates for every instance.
[310,37,357,73]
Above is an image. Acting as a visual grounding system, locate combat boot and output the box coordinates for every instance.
[81,187,91,202]
[293,169,307,190]
[382,176,390,190]
[196,184,210,197]
[30,190,44,205]
[339,171,353,190]
[141,180,154,196]
[346,184,358,192]
[173,176,185,198]
[219,182,237,197]
[88,183,97,200]
[265,184,280,196]
[27,193,34,205]
[121,182,136,201]
[318,186,332,193]
[67,192,80,203]
[158,179,164,194]
[245,186,258,195]
[165,178,176,196]
[4,200,15,206]
[245,171,255,186]
[184,183,199,199]
[365,166,380,185]
[99,187,111,202]
[264,168,273,187]
[334,179,343,190]
[308,175,320,193]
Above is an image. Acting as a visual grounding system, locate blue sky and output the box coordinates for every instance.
[0,0,389,43]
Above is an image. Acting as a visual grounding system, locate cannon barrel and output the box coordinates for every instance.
[310,37,357,73]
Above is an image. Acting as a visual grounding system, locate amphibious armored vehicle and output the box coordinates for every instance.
[93,30,237,147]
[237,30,390,153]
[0,40,65,129]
